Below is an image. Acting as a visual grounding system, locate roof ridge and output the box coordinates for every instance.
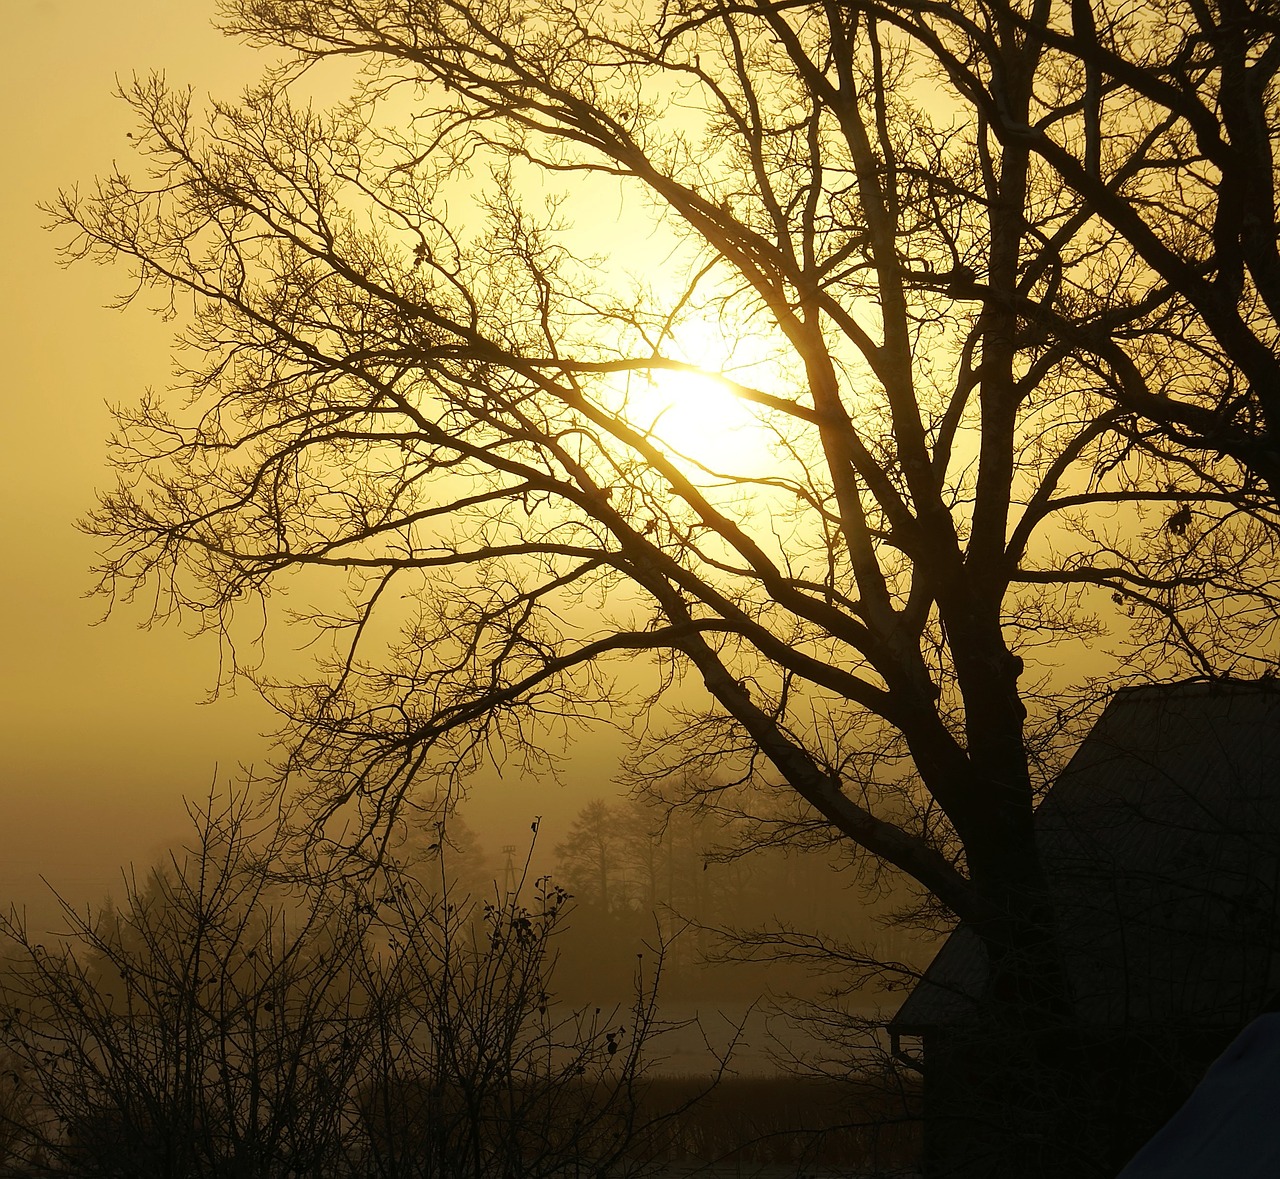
[1111,676,1280,699]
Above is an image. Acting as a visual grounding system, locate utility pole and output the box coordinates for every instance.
[502,844,518,896]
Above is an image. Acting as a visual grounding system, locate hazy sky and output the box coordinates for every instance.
[0,1,590,929]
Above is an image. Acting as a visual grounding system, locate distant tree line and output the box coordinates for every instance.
[551,795,932,1003]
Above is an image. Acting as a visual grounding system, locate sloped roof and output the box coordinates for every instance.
[892,679,1280,1033]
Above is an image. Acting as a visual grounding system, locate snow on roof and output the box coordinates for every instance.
[1117,1013,1280,1178]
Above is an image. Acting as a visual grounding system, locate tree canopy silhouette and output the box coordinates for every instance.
[54,1,1280,1171]
[852,0,1280,500]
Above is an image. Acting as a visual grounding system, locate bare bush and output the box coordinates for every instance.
[0,796,674,1179]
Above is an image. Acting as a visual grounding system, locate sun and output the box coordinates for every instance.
[619,333,779,475]
[636,370,766,469]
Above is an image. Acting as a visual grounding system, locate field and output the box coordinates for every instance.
[633,1073,922,1177]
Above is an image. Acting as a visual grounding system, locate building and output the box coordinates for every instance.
[889,680,1280,1176]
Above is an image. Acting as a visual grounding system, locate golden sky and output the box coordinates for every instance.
[0,2,588,928]
[0,2,274,926]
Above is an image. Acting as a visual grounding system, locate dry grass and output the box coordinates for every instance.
[633,1073,922,1174]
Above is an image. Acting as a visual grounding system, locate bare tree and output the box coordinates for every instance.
[849,0,1280,506]
[50,0,1280,1171]
[0,790,373,1178]
[354,861,676,1179]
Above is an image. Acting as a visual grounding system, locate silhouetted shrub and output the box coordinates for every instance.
[0,792,674,1179]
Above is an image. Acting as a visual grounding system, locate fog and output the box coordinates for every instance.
[0,3,623,928]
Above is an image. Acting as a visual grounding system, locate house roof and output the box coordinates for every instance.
[891,679,1280,1034]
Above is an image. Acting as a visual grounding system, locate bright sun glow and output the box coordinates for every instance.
[619,326,779,474]
[634,370,771,471]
